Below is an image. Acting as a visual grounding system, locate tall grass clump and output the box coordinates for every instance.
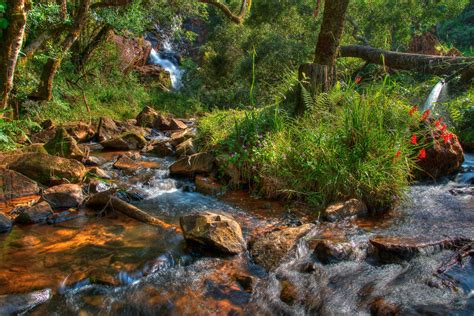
[198,84,424,211]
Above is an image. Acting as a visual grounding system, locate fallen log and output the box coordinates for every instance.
[86,190,177,230]
[339,45,474,76]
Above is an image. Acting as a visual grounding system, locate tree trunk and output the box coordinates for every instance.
[296,0,350,114]
[338,45,474,75]
[57,0,67,21]
[33,0,91,101]
[78,24,113,68]
[0,0,29,110]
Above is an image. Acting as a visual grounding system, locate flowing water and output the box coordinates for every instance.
[148,48,183,90]
[0,132,472,314]
[423,80,449,112]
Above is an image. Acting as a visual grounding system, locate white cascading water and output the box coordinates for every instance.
[149,48,183,90]
[423,80,448,112]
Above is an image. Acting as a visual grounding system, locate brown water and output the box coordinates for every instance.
[0,149,472,315]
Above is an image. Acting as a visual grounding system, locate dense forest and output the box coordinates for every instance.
[0,0,473,314]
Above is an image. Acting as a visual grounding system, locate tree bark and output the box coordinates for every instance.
[0,0,29,110]
[33,0,91,101]
[296,0,350,114]
[78,24,113,68]
[57,0,67,21]
[338,45,474,75]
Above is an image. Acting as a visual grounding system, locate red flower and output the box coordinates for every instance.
[410,134,417,145]
[409,106,418,116]
[418,149,427,160]
[394,150,401,158]
[440,124,448,133]
[434,118,443,127]
[355,76,363,84]
[420,109,431,121]
[442,132,454,144]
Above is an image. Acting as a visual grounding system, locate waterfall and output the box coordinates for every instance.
[148,48,183,90]
[423,80,448,112]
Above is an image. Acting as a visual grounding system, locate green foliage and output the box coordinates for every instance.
[198,83,427,210]
[0,114,41,151]
[438,4,474,50]
[443,87,474,143]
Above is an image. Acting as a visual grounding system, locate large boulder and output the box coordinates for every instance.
[322,199,368,222]
[250,224,314,271]
[417,133,464,179]
[7,153,87,185]
[100,132,147,151]
[42,184,84,210]
[0,213,12,233]
[14,201,53,224]
[44,128,84,159]
[0,168,40,208]
[170,152,215,176]
[180,212,246,254]
[136,106,158,128]
[153,115,187,131]
[110,33,151,72]
[96,117,121,142]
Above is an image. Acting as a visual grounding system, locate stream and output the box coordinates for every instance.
[0,135,473,314]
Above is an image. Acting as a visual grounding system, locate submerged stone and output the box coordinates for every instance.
[323,199,368,222]
[250,224,314,271]
[14,201,53,224]
[0,289,52,315]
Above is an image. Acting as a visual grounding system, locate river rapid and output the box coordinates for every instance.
[0,136,472,315]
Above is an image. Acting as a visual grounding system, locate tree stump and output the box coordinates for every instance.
[296,63,336,115]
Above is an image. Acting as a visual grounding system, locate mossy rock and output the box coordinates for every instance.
[100,132,147,150]
[7,153,87,185]
[44,128,84,159]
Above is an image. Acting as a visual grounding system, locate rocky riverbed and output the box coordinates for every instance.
[0,107,472,315]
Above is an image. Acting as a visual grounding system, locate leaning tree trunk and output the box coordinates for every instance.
[0,0,29,110]
[297,0,350,115]
[78,24,113,69]
[33,0,91,101]
[338,45,474,75]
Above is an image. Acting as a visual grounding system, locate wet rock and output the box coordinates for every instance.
[65,122,95,142]
[20,143,48,154]
[88,167,111,179]
[170,152,215,176]
[280,279,298,305]
[176,138,195,158]
[47,209,83,224]
[0,213,12,233]
[44,127,84,159]
[97,117,119,141]
[250,224,314,271]
[88,268,121,286]
[0,168,40,205]
[313,239,355,264]
[83,155,105,166]
[323,199,368,222]
[7,153,87,185]
[234,273,255,293]
[101,132,147,151]
[42,184,84,210]
[14,201,53,224]
[417,132,464,179]
[370,298,399,316]
[369,236,463,263]
[180,211,246,255]
[0,289,52,315]
[113,156,142,173]
[136,106,158,127]
[153,115,187,131]
[152,141,174,157]
[170,129,193,145]
[195,176,226,196]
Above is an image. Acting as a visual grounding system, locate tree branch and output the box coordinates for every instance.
[199,0,252,24]
[90,0,132,9]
